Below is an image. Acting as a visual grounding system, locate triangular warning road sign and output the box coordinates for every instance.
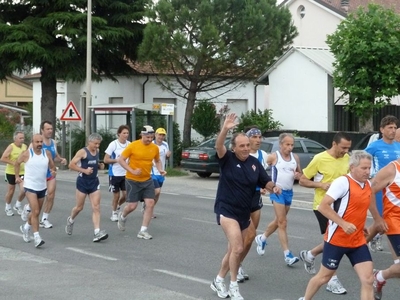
[60,101,82,121]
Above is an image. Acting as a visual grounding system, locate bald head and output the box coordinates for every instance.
[31,134,43,152]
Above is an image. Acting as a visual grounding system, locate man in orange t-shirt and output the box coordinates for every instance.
[298,150,384,300]
[117,125,166,240]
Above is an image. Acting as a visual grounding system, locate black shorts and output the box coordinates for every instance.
[109,176,126,193]
[5,173,23,185]
[251,191,263,213]
[24,188,47,199]
[387,234,400,257]
[76,177,100,194]
[216,213,250,231]
[314,210,329,234]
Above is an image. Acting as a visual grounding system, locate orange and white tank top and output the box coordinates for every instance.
[382,161,400,235]
[324,175,371,248]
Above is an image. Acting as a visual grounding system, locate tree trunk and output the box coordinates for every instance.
[359,116,374,133]
[182,84,197,147]
[40,67,57,138]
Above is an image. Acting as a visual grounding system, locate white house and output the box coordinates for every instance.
[26,71,265,139]
[259,0,400,131]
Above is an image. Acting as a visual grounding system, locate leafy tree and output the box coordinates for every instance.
[326,4,400,132]
[236,109,282,133]
[191,100,220,140]
[0,0,147,136]
[139,0,297,146]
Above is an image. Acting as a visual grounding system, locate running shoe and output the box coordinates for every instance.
[373,269,386,300]
[5,207,14,217]
[285,251,300,266]
[21,204,30,222]
[110,212,118,222]
[255,234,267,256]
[210,278,229,299]
[39,219,53,229]
[65,217,74,235]
[117,212,126,231]
[236,271,245,283]
[299,250,316,274]
[228,283,244,300]
[326,277,347,294]
[369,237,377,253]
[137,231,152,240]
[34,235,45,248]
[376,235,383,251]
[93,230,109,242]
[238,265,249,280]
[20,225,30,243]
[13,205,23,215]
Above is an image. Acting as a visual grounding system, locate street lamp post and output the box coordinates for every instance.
[85,0,92,139]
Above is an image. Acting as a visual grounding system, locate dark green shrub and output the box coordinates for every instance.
[191,100,220,140]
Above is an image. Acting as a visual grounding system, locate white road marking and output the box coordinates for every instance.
[0,246,57,264]
[0,229,25,238]
[66,247,118,261]
[182,217,215,224]
[196,196,214,199]
[154,269,210,285]
[163,192,180,195]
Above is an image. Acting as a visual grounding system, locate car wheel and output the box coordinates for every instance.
[196,172,212,178]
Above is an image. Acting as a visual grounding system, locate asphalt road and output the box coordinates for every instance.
[0,168,398,300]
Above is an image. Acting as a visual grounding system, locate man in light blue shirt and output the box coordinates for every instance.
[365,115,400,251]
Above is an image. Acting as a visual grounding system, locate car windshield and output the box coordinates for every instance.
[197,138,231,148]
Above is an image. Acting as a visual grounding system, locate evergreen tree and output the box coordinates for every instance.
[0,0,148,133]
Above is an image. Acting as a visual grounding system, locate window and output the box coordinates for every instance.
[298,5,305,19]
[260,142,273,153]
[293,141,305,153]
[303,140,326,154]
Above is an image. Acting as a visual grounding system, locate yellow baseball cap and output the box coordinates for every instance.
[156,128,167,135]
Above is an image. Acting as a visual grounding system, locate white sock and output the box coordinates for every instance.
[230,281,238,287]
[24,222,31,231]
[33,232,39,238]
[94,228,100,235]
[5,203,11,209]
[376,271,385,282]
[261,234,267,242]
[69,216,75,223]
[307,251,315,261]
[16,200,22,207]
[42,212,49,221]
[140,226,148,232]
[284,250,290,256]
[216,275,224,282]
[26,204,31,211]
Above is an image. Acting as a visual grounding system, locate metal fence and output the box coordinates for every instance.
[334,105,400,131]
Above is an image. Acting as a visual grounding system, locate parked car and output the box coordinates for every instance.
[181,136,327,178]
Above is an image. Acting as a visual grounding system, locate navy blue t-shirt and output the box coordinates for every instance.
[214,150,271,220]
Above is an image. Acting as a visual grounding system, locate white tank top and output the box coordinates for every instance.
[272,151,297,190]
[24,149,49,191]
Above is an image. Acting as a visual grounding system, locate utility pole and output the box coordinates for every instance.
[85,0,92,139]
